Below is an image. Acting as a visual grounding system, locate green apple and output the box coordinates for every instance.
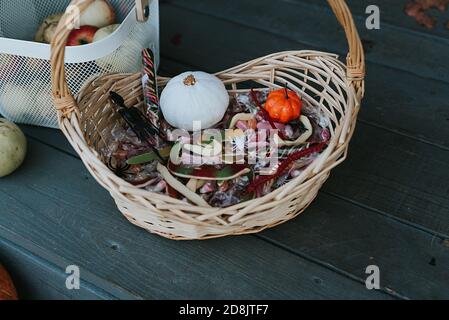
[35,13,63,44]
[93,24,120,43]
[0,118,27,177]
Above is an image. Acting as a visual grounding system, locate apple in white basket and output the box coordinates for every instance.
[93,24,120,43]
[80,0,116,29]
[67,25,99,46]
[35,13,63,44]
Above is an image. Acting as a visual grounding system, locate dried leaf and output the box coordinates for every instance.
[405,0,449,29]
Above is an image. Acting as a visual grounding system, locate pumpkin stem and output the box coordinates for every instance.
[284,83,289,99]
[183,74,197,86]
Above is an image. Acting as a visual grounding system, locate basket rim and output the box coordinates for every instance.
[50,0,365,239]
[72,49,359,214]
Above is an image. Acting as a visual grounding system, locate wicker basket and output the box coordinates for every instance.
[51,0,365,240]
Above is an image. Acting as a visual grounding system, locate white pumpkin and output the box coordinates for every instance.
[160,72,229,131]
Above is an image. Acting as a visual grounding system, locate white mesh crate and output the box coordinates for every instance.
[0,0,159,128]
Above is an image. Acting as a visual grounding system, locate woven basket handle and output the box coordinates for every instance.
[51,0,365,119]
[327,0,365,94]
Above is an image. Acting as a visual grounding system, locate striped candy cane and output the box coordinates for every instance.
[142,48,160,127]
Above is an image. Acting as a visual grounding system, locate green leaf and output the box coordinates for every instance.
[127,146,172,165]
[127,152,160,165]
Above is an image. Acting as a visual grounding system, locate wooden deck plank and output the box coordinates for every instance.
[0,237,110,300]
[331,0,449,38]
[1,0,447,300]
[166,0,449,84]
[285,0,449,39]
[260,193,449,300]
[14,82,449,298]
[324,124,449,238]
[17,121,449,299]
[160,3,449,149]
[12,3,449,298]
[155,6,449,236]
[0,138,391,299]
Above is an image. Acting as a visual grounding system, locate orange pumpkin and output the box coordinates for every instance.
[264,86,302,123]
[0,264,17,300]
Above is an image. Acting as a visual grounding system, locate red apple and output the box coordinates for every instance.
[67,25,99,46]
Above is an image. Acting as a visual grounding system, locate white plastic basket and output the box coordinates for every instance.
[0,0,159,128]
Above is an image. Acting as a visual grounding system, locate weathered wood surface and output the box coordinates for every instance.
[0,238,108,300]
[344,0,449,38]
[1,0,449,299]
[157,5,449,237]
[162,1,449,147]
[166,0,449,83]
[1,135,398,299]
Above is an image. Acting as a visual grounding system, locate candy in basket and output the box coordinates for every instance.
[51,0,365,240]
